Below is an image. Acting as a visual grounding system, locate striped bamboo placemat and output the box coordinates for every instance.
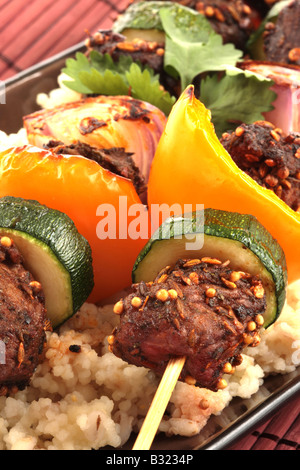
[227,392,300,450]
[0,0,129,80]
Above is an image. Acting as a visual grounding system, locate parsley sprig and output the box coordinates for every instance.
[158,5,276,135]
[200,68,277,136]
[62,51,175,115]
[62,2,276,136]
[160,6,243,90]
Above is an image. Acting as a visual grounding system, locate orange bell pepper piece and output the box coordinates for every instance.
[148,85,300,283]
[0,145,150,303]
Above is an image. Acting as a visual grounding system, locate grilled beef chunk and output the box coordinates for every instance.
[221,121,300,212]
[0,237,48,395]
[110,258,266,392]
[86,30,164,76]
[246,1,269,16]
[263,0,300,66]
[44,140,145,196]
[85,30,179,98]
[120,0,261,50]
[264,0,281,4]
[191,0,262,50]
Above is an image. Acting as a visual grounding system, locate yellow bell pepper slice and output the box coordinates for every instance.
[148,85,300,283]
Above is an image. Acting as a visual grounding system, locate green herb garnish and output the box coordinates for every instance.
[200,68,277,137]
[62,51,175,115]
[160,6,243,90]
[62,2,277,132]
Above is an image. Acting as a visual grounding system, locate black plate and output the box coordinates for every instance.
[1,47,300,451]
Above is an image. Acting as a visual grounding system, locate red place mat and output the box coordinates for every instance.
[227,392,300,450]
[0,0,299,451]
[0,0,129,80]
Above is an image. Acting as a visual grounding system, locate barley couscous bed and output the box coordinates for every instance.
[0,279,298,450]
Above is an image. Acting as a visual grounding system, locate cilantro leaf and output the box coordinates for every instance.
[200,68,277,137]
[78,68,129,96]
[62,50,175,114]
[88,50,133,75]
[160,7,243,90]
[62,52,132,95]
[62,52,94,94]
[126,63,176,115]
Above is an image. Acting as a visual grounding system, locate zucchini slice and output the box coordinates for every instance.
[113,1,200,42]
[133,209,287,327]
[0,196,94,328]
[113,1,169,41]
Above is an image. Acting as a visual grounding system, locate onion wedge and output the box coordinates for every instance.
[23,95,167,183]
[241,60,300,134]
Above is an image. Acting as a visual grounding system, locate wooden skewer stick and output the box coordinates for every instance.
[132,356,186,450]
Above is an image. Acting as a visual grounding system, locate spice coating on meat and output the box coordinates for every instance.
[85,30,179,98]
[0,237,48,395]
[192,0,262,50]
[86,30,164,76]
[221,121,300,212]
[110,258,266,392]
[123,0,261,50]
[43,140,145,196]
[263,0,300,66]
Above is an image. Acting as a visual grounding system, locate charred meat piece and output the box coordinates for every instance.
[246,1,269,16]
[193,0,262,50]
[124,0,262,50]
[248,0,281,12]
[263,0,300,66]
[44,140,145,196]
[110,258,265,392]
[0,236,48,395]
[221,121,300,212]
[85,30,164,76]
[85,30,179,98]
[264,0,281,4]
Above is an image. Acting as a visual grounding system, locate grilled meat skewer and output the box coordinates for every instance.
[0,236,48,395]
[263,0,300,66]
[221,121,300,212]
[43,140,145,196]
[110,257,266,392]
